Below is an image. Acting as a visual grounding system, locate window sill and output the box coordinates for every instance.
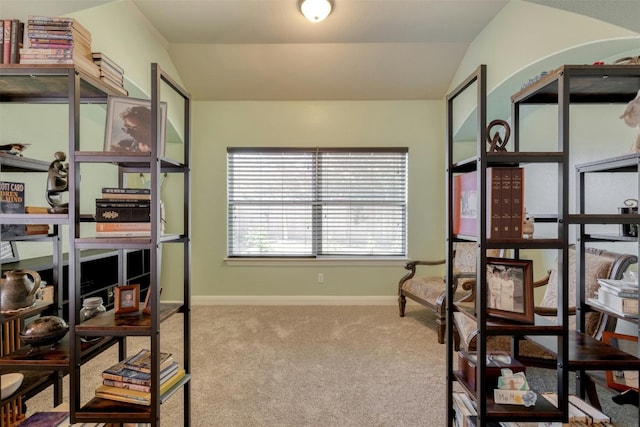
[224,257,409,267]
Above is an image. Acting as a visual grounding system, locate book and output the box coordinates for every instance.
[102,187,151,197]
[92,52,125,74]
[509,167,524,239]
[568,394,610,423]
[124,349,174,374]
[102,360,178,387]
[500,167,512,237]
[3,20,11,64]
[587,298,638,319]
[597,287,639,314]
[96,207,151,222]
[0,180,25,238]
[96,222,151,232]
[19,411,69,427]
[103,361,179,392]
[95,369,186,406]
[10,19,23,64]
[25,206,51,214]
[453,171,477,237]
[25,224,49,235]
[95,199,151,206]
[486,167,502,238]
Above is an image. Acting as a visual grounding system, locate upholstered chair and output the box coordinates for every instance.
[398,242,501,344]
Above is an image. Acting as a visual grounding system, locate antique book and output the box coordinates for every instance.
[124,349,174,374]
[0,181,25,238]
[509,167,524,239]
[96,222,151,232]
[486,167,502,239]
[102,360,178,386]
[500,167,512,237]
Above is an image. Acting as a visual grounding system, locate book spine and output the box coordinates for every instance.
[102,379,151,393]
[94,391,150,406]
[20,58,74,64]
[0,21,3,64]
[96,199,151,206]
[102,187,151,195]
[0,181,26,238]
[3,20,11,64]
[510,167,524,239]
[95,207,151,222]
[9,20,20,64]
[96,222,151,232]
[500,168,511,237]
[101,193,151,200]
[101,372,151,387]
[598,288,639,314]
[487,167,502,239]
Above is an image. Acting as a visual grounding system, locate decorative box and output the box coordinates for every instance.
[457,350,526,392]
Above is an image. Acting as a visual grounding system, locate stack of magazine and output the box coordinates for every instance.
[96,349,185,405]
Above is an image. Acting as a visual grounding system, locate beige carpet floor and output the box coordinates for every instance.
[24,305,638,426]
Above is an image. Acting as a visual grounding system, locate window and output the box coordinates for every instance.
[227,147,408,258]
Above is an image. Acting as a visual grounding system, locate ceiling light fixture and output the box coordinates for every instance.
[298,0,333,23]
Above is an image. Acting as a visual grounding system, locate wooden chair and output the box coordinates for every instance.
[398,242,501,344]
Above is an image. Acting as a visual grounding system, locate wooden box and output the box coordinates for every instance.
[458,350,526,392]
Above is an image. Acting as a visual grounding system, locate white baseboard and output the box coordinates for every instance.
[191,295,407,305]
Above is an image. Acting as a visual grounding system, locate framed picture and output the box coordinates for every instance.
[486,257,534,323]
[104,96,167,155]
[142,287,162,315]
[453,171,478,237]
[114,284,140,314]
[0,241,19,263]
[603,331,639,392]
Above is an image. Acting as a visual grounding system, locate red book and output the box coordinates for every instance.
[3,20,11,64]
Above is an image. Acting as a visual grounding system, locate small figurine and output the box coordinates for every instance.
[522,210,534,239]
[620,89,640,153]
[487,119,510,152]
[46,151,69,214]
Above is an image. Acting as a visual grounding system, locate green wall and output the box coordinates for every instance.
[2,0,639,302]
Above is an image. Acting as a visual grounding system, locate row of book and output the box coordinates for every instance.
[0,180,51,238]
[0,19,23,64]
[95,187,154,237]
[453,167,525,239]
[589,278,639,317]
[97,349,185,406]
[453,390,613,427]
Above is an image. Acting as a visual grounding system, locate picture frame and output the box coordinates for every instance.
[603,331,639,392]
[104,96,167,155]
[0,241,19,263]
[142,286,162,315]
[114,284,140,314]
[486,257,534,323]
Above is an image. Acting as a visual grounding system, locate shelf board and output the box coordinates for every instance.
[1,300,53,322]
[586,233,638,242]
[73,374,190,424]
[568,213,640,224]
[75,151,186,171]
[454,303,564,336]
[576,152,640,173]
[453,370,563,421]
[0,153,50,172]
[512,64,640,105]
[0,335,117,370]
[75,303,182,336]
[0,213,68,225]
[0,64,124,101]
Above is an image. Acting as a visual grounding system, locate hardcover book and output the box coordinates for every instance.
[509,167,524,239]
[0,181,25,238]
[102,360,179,387]
[19,411,69,427]
[124,348,174,373]
[95,369,185,406]
[486,167,502,239]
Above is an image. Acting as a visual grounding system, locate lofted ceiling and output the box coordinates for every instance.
[0,0,638,101]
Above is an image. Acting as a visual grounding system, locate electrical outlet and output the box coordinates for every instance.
[317,273,324,283]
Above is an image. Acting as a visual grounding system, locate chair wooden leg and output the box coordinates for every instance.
[398,294,406,317]
[436,318,445,344]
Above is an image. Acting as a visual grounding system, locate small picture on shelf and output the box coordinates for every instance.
[486,258,534,323]
[603,331,639,392]
[114,284,140,315]
[142,286,162,315]
[104,96,167,155]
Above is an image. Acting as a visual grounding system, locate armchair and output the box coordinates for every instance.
[398,242,501,344]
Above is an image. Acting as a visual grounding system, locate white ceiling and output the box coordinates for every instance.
[1,0,638,101]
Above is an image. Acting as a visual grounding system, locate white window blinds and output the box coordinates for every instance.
[227,148,407,257]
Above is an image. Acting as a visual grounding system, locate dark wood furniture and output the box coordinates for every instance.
[0,64,191,427]
[444,64,640,426]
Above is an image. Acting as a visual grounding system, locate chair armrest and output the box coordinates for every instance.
[399,259,446,286]
[534,306,577,316]
[533,270,551,288]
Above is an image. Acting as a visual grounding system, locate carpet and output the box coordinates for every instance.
[24,305,638,426]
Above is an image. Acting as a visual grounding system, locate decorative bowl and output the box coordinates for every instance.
[20,316,69,350]
[1,373,24,400]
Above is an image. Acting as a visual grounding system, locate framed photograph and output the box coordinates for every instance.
[486,257,534,323]
[603,332,639,392]
[0,241,19,263]
[104,96,167,155]
[114,284,140,314]
[142,286,162,315]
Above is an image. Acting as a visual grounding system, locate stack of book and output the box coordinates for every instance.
[590,278,639,317]
[97,349,185,406]
[19,16,99,78]
[95,187,151,238]
[92,52,127,95]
